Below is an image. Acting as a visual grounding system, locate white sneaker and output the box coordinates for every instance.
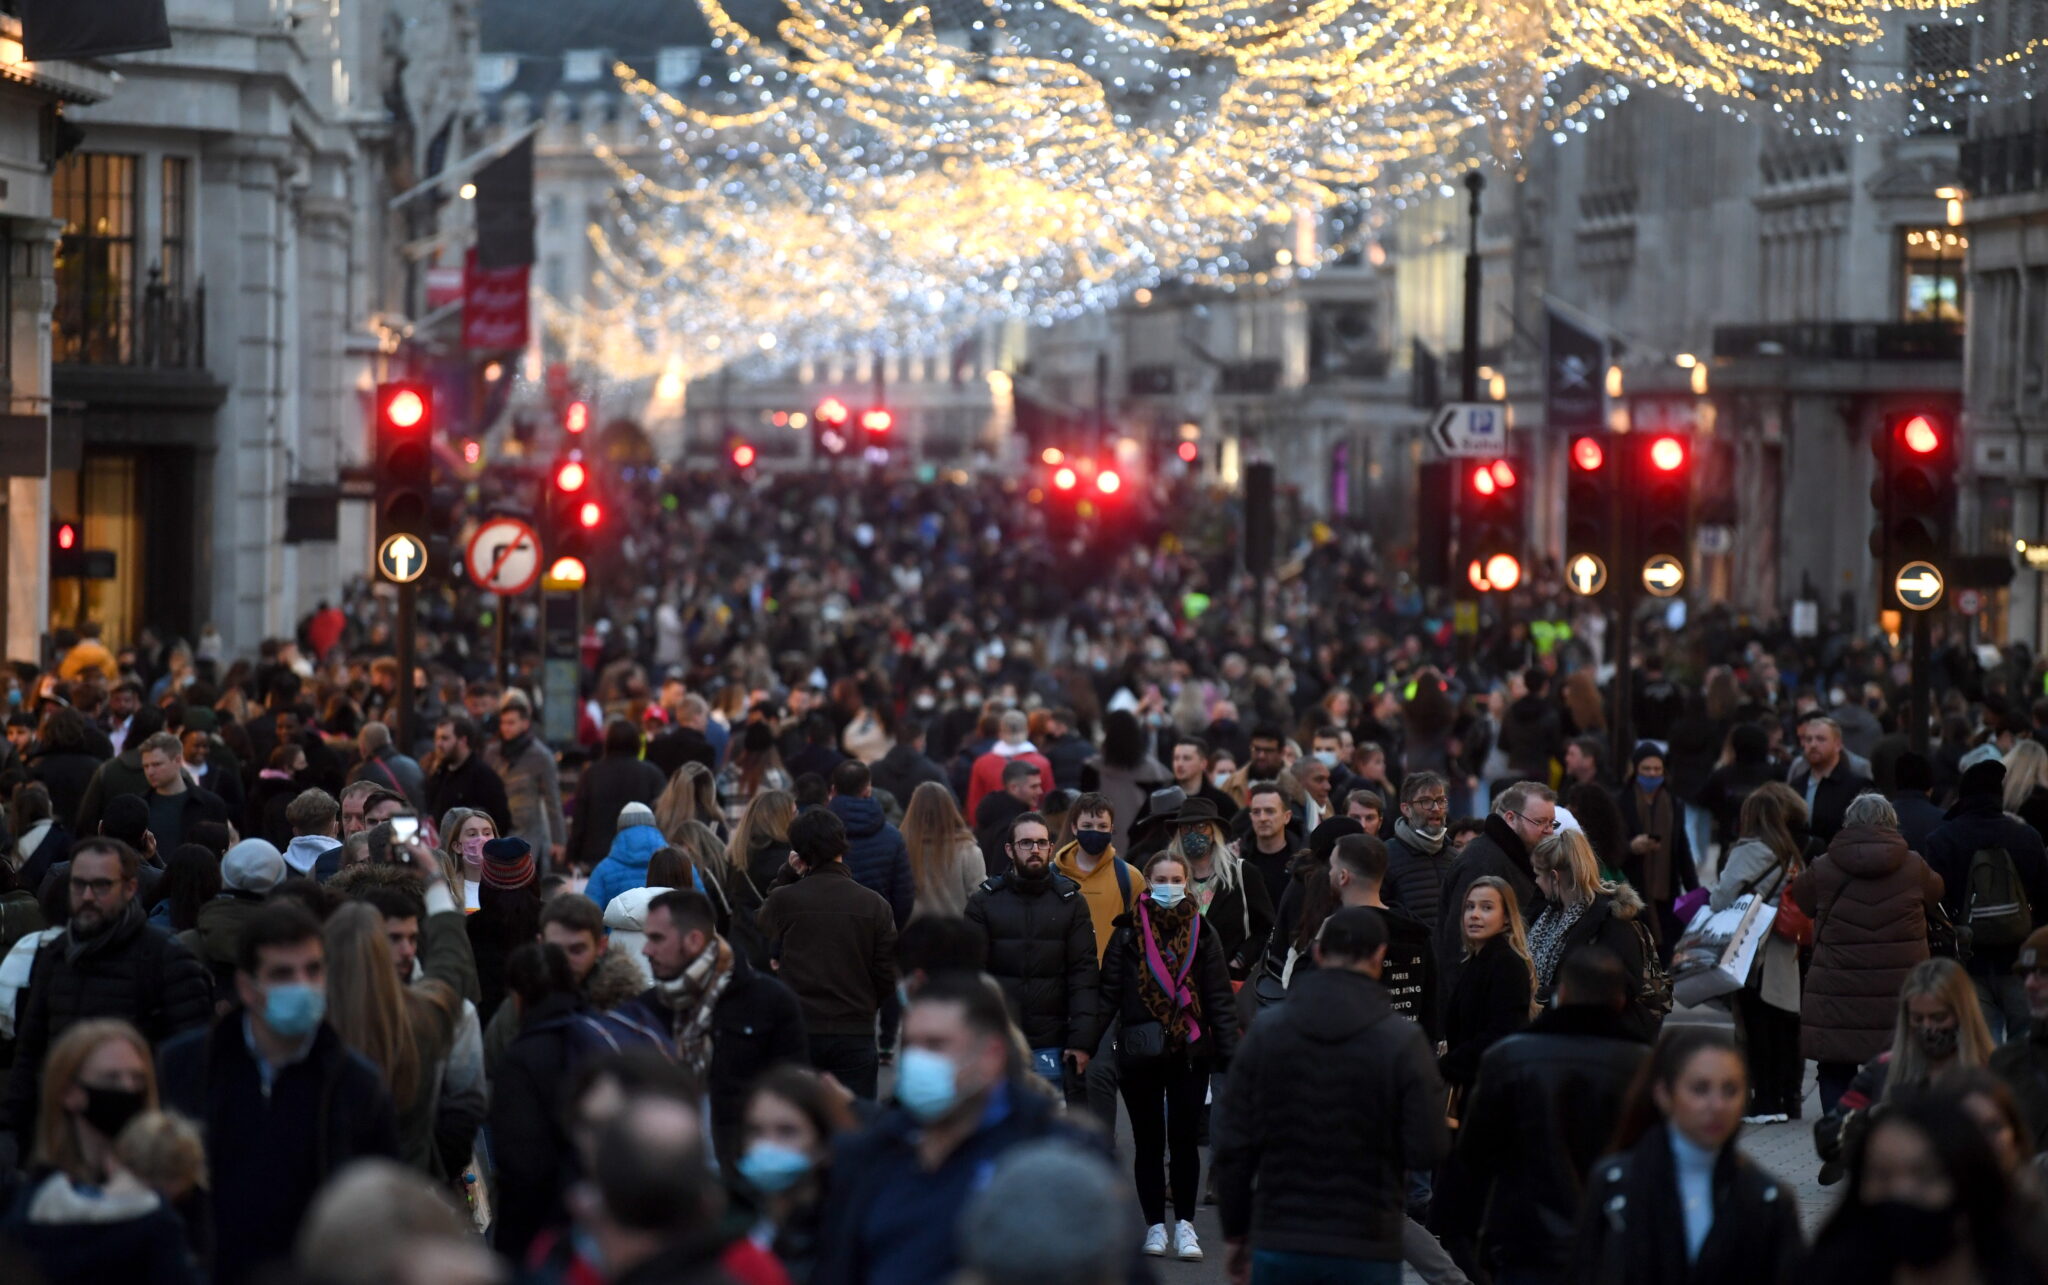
[1174,1220,1204,1261]
[1143,1224,1169,1257]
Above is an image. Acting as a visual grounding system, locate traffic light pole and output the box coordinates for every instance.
[1911,610,1931,756]
[395,580,416,754]
[1454,170,1485,669]
[1609,441,1635,774]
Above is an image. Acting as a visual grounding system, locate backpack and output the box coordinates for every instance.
[1965,845,2033,951]
[1629,916,1674,1025]
[533,1007,676,1068]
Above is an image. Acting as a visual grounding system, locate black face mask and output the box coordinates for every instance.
[77,1084,147,1139]
[1075,830,1112,856]
[1853,1200,1961,1267]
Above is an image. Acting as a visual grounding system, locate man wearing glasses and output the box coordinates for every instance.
[0,836,211,1160]
[1383,771,1456,934]
[1434,781,1556,979]
[1994,929,2048,1150]
[968,812,1100,1103]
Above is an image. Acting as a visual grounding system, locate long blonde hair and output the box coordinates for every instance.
[35,1019,157,1181]
[1168,820,1239,895]
[2004,740,2048,815]
[901,781,975,899]
[670,819,727,886]
[656,762,720,842]
[323,902,444,1109]
[1461,874,1536,993]
[1884,957,1995,1100]
[1738,781,1809,872]
[1530,830,1614,907]
[725,788,796,873]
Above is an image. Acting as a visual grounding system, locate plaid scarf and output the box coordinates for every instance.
[655,936,735,1076]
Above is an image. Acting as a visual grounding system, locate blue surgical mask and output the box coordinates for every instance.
[1150,882,1187,909]
[896,1047,961,1122]
[1212,770,1232,790]
[1636,775,1663,793]
[896,980,914,1010]
[1313,750,1339,769]
[262,982,326,1038]
[737,1141,814,1193]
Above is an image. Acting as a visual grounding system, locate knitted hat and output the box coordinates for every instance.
[1631,741,1664,769]
[222,839,286,895]
[617,801,657,831]
[480,836,535,890]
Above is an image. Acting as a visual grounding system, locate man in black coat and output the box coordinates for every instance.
[1435,782,1553,979]
[488,939,592,1265]
[965,810,1100,1100]
[1923,756,2048,1043]
[1887,750,1948,855]
[1040,707,1095,791]
[1214,908,1449,1282]
[626,887,808,1169]
[645,693,717,778]
[3,836,211,1158]
[1383,771,1454,934]
[565,718,668,872]
[869,717,948,807]
[424,715,512,835]
[347,720,427,811]
[1329,834,1439,1041]
[1789,714,1871,844]
[974,757,1044,878]
[157,902,400,1285]
[1445,946,1651,1277]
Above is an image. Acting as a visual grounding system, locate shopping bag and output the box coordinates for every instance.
[1669,894,1777,1006]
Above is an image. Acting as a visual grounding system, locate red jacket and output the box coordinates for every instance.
[965,745,1054,820]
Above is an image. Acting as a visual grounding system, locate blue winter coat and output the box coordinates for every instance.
[828,795,914,928]
[583,824,697,913]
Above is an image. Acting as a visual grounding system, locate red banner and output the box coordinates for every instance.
[462,250,529,352]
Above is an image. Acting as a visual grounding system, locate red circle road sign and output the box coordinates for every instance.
[464,517,543,596]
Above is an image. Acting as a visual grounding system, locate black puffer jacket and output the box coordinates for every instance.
[1214,968,1448,1260]
[965,870,1102,1051]
[2,901,212,1148]
[1383,829,1453,932]
[1449,1004,1650,1269]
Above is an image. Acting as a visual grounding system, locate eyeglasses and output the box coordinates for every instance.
[70,877,120,897]
[1011,839,1052,853]
[1410,795,1449,810]
[1511,811,1560,833]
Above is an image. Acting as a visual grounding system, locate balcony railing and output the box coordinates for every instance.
[54,267,206,369]
[1712,321,1962,363]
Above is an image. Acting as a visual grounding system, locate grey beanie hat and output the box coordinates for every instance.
[956,1140,1135,1285]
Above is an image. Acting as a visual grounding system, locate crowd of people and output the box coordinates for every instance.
[4,469,2048,1284]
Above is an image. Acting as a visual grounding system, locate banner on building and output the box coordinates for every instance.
[1545,307,1605,434]
[474,136,536,270]
[462,250,529,352]
[21,0,170,61]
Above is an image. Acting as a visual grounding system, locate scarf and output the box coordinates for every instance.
[1394,817,1446,856]
[66,897,142,964]
[482,849,535,891]
[1633,784,1678,899]
[1528,898,1588,990]
[1135,898,1203,1049]
[656,936,735,1076]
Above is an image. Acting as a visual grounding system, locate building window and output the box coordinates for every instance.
[657,47,703,86]
[160,157,189,294]
[53,153,138,364]
[563,50,603,84]
[1902,226,1966,323]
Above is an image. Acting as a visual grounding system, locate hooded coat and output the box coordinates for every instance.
[581,822,670,914]
[1921,790,2048,977]
[1213,968,1448,1260]
[1790,822,1944,1065]
[826,794,914,928]
[964,868,1101,1051]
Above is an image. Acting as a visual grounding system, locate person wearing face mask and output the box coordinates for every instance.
[1814,957,1995,1184]
[733,1065,858,1281]
[1098,851,1239,1262]
[1804,1091,2048,1285]
[1617,744,1696,960]
[0,1019,197,1285]
[812,974,1112,1285]
[1570,1028,1804,1284]
[157,901,400,1285]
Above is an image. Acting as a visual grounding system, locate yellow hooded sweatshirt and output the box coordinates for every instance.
[1053,839,1137,963]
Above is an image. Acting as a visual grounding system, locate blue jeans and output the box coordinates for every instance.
[1252,1250,1401,1285]
[1682,802,1715,880]
[1974,972,2032,1044]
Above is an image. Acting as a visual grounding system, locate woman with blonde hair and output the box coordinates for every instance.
[729,788,798,897]
[1527,829,1656,1037]
[4,1019,197,1284]
[654,761,723,843]
[2004,737,2048,835]
[901,780,985,919]
[439,806,497,910]
[1711,781,1808,1120]
[323,900,459,1174]
[1439,874,1536,1091]
[1166,801,1272,976]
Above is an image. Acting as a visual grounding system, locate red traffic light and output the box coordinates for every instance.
[1096,469,1122,495]
[577,500,602,529]
[1053,466,1078,491]
[55,522,76,551]
[1177,441,1199,463]
[1649,435,1687,472]
[1489,460,1516,489]
[555,460,587,492]
[1571,437,1604,471]
[1470,462,1505,497]
[816,397,850,427]
[731,442,757,468]
[1900,414,1942,455]
[461,439,482,465]
[860,409,892,434]
[565,401,590,434]
[380,385,427,430]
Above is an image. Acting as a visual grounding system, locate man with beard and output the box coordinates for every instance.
[0,836,211,1159]
[1382,772,1456,935]
[967,811,1101,1103]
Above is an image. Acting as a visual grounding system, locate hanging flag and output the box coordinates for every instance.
[21,0,170,61]
[462,250,529,352]
[1545,307,1606,434]
[473,136,535,270]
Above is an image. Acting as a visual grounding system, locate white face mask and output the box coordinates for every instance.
[1150,882,1186,909]
[1212,770,1233,790]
